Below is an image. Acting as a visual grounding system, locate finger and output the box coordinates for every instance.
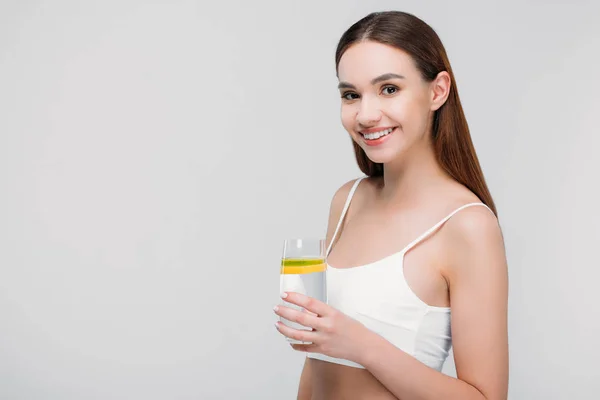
[290,343,319,353]
[281,292,330,317]
[275,321,318,344]
[274,305,321,330]
[304,309,318,317]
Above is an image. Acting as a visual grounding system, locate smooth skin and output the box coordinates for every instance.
[274,41,508,400]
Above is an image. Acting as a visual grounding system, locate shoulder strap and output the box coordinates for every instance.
[401,203,494,254]
[326,177,366,257]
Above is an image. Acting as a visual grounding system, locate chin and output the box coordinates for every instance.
[362,146,404,164]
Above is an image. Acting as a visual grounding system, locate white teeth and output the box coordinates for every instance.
[362,128,394,140]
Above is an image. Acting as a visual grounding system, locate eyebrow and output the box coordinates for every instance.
[337,73,406,90]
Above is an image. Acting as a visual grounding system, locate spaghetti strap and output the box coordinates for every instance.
[326,177,366,257]
[401,203,495,254]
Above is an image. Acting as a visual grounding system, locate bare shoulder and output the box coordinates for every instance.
[325,177,370,246]
[329,178,359,213]
[328,176,374,216]
[445,204,503,248]
[442,203,506,279]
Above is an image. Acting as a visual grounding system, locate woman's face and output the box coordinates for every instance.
[337,40,445,165]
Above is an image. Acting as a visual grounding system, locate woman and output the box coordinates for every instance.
[274,11,508,400]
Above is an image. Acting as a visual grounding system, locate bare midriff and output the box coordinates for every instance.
[309,358,398,400]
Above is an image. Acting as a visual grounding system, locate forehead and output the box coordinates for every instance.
[337,40,417,83]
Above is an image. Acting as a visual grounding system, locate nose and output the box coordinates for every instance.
[356,96,382,127]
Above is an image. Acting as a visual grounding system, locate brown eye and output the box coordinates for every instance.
[341,92,359,101]
[382,85,399,95]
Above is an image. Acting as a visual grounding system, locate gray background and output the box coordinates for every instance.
[1,0,599,399]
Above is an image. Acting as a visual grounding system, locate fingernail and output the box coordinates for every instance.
[280,292,288,299]
[273,305,279,312]
[274,322,279,329]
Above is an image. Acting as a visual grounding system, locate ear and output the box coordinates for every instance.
[430,71,451,111]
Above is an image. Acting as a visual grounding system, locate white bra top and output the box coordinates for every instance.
[307,177,494,371]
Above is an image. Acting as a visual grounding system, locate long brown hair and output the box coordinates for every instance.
[335,11,497,216]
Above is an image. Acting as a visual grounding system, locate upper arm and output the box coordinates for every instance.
[444,207,509,400]
[295,180,356,399]
[325,179,357,252]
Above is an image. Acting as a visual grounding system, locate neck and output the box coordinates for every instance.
[379,139,451,207]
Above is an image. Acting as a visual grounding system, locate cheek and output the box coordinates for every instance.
[340,106,356,132]
[387,95,427,132]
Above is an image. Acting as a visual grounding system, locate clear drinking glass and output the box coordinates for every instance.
[279,238,326,344]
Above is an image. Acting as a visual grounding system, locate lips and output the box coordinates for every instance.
[360,127,396,147]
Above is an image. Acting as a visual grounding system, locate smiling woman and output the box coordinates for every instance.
[273,10,508,400]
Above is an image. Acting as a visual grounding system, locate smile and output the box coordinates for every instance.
[360,127,395,140]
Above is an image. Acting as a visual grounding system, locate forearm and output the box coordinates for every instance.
[297,357,312,400]
[358,332,487,400]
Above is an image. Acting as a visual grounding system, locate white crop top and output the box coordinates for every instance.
[307,177,494,371]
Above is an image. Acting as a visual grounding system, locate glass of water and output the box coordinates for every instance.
[279,238,326,344]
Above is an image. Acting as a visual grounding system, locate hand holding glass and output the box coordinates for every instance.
[279,238,326,344]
